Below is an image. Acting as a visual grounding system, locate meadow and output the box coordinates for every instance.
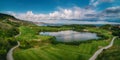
[0,13,118,60]
[13,25,113,60]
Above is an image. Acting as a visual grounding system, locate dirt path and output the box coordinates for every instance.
[6,41,20,60]
[6,32,21,60]
[89,37,116,60]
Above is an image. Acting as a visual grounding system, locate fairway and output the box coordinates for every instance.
[13,25,114,60]
[14,39,110,60]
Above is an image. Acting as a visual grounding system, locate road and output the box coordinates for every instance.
[89,37,116,60]
[6,32,21,60]
[6,41,20,60]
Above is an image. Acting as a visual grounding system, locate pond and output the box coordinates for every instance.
[40,30,99,42]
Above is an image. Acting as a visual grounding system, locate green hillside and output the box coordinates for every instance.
[97,26,120,60]
[0,13,118,60]
[0,13,35,60]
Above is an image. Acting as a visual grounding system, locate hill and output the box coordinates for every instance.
[0,13,118,60]
[0,13,35,60]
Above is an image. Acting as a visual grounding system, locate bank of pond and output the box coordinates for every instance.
[13,25,115,60]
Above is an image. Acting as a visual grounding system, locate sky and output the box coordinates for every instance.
[0,0,120,24]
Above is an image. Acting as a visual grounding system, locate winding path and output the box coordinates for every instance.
[6,32,21,60]
[89,37,116,60]
[6,41,20,60]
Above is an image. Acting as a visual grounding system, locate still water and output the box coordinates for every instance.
[40,30,99,42]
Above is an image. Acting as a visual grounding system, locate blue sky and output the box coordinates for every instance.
[0,0,120,24]
[0,0,90,13]
[0,0,119,13]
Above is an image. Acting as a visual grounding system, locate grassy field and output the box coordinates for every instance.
[13,26,113,60]
[86,27,113,38]
[1,13,116,60]
[96,38,120,60]
[14,39,110,60]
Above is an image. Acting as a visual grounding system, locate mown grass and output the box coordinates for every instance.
[16,26,55,49]
[13,26,113,60]
[17,26,73,41]
[86,27,112,38]
[17,26,38,41]
[14,39,110,60]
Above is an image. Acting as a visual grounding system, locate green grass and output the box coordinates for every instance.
[87,27,111,35]
[0,13,116,60]
[17,26,73,41]
[96,38,120,60]
[13,26,114,60]
[14,38,111,60]
[17,26,38,41]
[16,26,55,49]
[18,26,57,41]
[0,13,23,60]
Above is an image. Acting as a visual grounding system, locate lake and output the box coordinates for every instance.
[40,30,99,42]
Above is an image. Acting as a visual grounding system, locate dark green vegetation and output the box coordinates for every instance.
[0,13,19,60]
[97,25,120,60]
[0,13,119,60]
[111,25,120,37]
[0,13,34,60]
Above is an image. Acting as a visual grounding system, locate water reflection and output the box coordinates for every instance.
[40,30,99,42]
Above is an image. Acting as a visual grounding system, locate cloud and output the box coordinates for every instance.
[99,6,120,18]
[6,6,96,21]
[4,6,120,24]
[37,20,120,25]
[90,0,114,7]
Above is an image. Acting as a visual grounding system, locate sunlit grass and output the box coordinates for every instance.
[14,26,113,60]
[14,38,110,60]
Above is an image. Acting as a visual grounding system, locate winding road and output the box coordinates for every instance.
[6,32,21,60]
[89,37,116,60]
[6,41,20,60]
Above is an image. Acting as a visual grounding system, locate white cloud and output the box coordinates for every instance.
[106,6,120,10]
[100,6,120,18]
[6,6,96,21]
[90,0,114,7]
[4,6,120,25]
[37,20,120,25]
[3,6,120,25]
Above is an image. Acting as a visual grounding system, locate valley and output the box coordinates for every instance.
[0,13,119,60]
